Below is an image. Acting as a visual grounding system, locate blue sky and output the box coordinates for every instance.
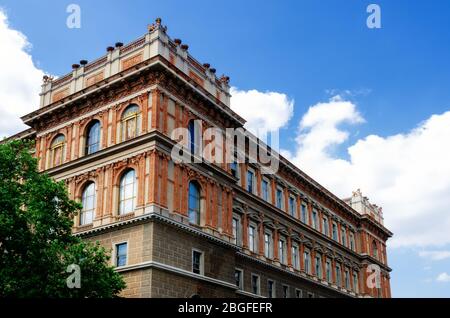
[1,0,450,297]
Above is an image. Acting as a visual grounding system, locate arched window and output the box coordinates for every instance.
[50,134,65,167]
[121,105,140,141]
[372,240,379,259]
[188,181,201,225]
[80,182,95,225]
[119,169,136,215]
[85,120,101,155]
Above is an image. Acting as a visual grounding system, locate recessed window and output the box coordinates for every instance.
[121,105,140,141]
[188,181,201,225]
[301,203,308,224]
[341,227,347,247]
[262,179,269,201]
[372,240,379,259]
[307,292,314,298]
[312,209,318,230]
[247,170,254,193]
[119,169,136,215]
[267,280,275,298]
[332,223,338,241]
[80,182,95,225]
[248,224,257,252]
[276,188,283,209]
[336,264,342,286]
[295,289,303,298]
[278,238,287,265]
[292,244,300,270]
[349,233,356,251]
[50,134,65,167]
[192,250,204,275]
[304,250,311,274]
[235,269,243,290]
[322,217,329,236]
[326,259,332,282]
[315,254,322,279]
[264,231,273,258]
[251,274,260,295]
[282,285,289,298]
[115,242,127,267]
[345,268,350,290]
[230,162,238,178]
[289,196,296,217]
[232,216,241,245]
[85,120,101,155]
[353,272,359,293]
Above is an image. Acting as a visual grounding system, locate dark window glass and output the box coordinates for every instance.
[86,121,100,155]
[116,243,127,267]
[188,181,201,225]
[192,251,202,274]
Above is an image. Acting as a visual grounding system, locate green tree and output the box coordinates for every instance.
[0,140,126,297]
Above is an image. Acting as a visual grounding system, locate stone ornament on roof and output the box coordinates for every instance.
[148,17,167,33]
[43,75,54,84]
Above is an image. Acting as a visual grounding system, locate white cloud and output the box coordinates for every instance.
[0,9,44,138]
[285,95,450,249]
[436,272,450,283]
[230,87,294,136]
[419,251,450,261]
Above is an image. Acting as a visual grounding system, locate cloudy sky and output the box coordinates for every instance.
[1,0,450,297]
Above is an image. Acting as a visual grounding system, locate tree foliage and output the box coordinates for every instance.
[0,140,126,297]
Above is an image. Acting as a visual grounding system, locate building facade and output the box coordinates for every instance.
[10,19,392,298]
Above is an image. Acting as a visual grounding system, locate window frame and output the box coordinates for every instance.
[80,181,96,225]
[192,249,204,275]
[85,120,101,155]
[121,105,140,142]
[114,242,128,267]
[118,169,136,215]
[188,181,201,225]
[235,268,244,290]
[251,273,261,295]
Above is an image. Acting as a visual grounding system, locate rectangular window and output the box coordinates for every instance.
[307,292,314,298]
[295,289,303,298]
[192,250,203,275]
[251,274,260,295]
[341,227,347,247]
[304,250,311,274]
[326,259,332,282]
[301,203,308,223]
[336,264,342,286]
[248,225,256,252]
[230,162,238,178]
[247,170,254,193]
[315,255,322,279]
[289,196,296,217]
[345,268,350,290]
[292,245,300,270]
[312,209,318,230]
[267,280,275,298]
[232,217,240,245]
[332,223,338,241]
[262,180,269,201]
[115,242,127,267]
[353,272,359,293]
[283,285,289,298]
[278,238,286,264]
[264,232,272,258]
[235,269,243,290]
[322,217,329,236]
[349,233,355,251]
[276,188,283,209]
